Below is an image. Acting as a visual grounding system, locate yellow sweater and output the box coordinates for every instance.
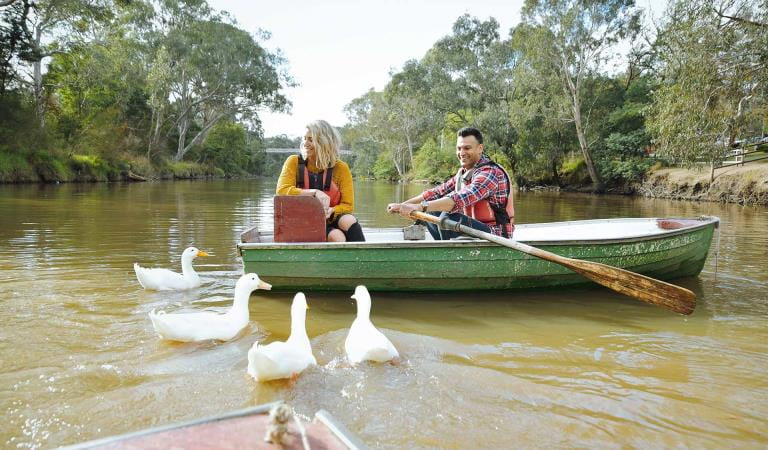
[275,155,354,219]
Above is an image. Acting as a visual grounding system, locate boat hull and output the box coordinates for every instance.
[238,217,718,292]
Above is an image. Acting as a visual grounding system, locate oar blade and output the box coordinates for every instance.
[565,259,696,315]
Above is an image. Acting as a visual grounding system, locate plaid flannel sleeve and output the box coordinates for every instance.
[422,176,457,202]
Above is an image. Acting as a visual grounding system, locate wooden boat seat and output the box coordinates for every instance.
[274,195,327,243]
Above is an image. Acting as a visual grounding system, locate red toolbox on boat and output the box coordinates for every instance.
[273,195,326,243]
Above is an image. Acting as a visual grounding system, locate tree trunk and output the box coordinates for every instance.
[147,107,164,160]
[562,58,602,192]
[570,92,602,192]
[175,115,189,161]
[552,158,562,188]
[32,28,45,128]
[405,131,413,171]
[177,112,226,160]
[392,147,403,178]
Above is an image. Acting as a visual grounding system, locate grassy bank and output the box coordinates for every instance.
[0,152,224,183]
[638,162,768,206]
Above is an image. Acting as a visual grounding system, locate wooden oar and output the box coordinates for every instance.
[410,211,696,315]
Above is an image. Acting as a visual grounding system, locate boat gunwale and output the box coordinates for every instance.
[237,216,720,253]
[60,402,280,449]
[60,402,364,449]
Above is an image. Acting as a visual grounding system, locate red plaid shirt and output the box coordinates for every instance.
[422,156,513,237]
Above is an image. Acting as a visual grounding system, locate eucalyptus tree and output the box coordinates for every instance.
[422,14,520,154]
[646,0,767,181]
[6,0,112,126]
[0,0,30,94]
[520,0,642,192]
[344,88,411,178]
[507,46,576,185]
[146,0,290,162]
[386,61,434,168]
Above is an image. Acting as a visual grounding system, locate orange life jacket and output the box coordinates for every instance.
[296,156,341,207]
[454,159,515,237]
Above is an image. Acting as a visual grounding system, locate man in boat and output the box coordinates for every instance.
[386,127,514,240]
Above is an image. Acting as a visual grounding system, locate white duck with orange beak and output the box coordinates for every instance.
[134,247,208,290]
[149,273,271,342]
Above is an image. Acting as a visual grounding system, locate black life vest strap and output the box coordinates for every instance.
[296,155,306,188]
[296,155,333,191]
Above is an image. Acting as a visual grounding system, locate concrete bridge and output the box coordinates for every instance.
[265,148,353,156]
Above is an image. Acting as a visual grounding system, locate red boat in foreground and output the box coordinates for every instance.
[63,402,365,449]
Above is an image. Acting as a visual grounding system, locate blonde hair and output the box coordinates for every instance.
[301,120,341,169]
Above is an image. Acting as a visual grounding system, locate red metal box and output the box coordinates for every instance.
[273,195,326,243]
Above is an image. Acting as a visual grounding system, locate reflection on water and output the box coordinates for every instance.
[0,180,767,448]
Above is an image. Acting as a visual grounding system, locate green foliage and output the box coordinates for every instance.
[372,151,400,180]
[166,161,214,179]
[0,152,37,182]
[646,0,767,169]
[349,139,380,178]
[411,139,456,182]
[262,134,300,149]
[0,0,292,182]
[158,13,291,161]
[195,121,248,175]
[68,154,117,181]
[559,154,591,186]
[30,152,72,182]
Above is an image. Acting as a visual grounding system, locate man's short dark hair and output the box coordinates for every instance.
[457,127,483,144]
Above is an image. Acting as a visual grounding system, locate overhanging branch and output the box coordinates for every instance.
[713,9,768,28]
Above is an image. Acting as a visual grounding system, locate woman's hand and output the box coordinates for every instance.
[313,190,331,209]
[324,206,334,219]
[386,203,401,213]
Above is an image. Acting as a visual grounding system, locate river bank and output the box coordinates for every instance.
[638,163,768,206]
[0,152,234,183]
[3,154,767,207]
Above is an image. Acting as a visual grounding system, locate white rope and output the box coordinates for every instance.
[293,413,311,450]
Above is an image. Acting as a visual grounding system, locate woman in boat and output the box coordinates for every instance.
[276,120,365,242]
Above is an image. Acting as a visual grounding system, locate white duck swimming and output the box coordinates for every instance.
[345,285,399,364]
[247,292,316,382]
[134,247,209,290]
[148,273,271,342]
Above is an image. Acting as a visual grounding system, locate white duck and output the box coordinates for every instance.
[345,285,399,364]
[247,292,316,382]
[134,247,209,290]
[148,273,271,342]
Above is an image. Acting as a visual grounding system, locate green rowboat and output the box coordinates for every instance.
[237,216,719,292]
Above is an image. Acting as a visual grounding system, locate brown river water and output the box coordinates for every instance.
[1,179,767,449]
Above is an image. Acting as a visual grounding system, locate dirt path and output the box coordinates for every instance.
[638,162,768,206]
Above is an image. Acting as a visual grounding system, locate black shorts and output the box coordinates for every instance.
[326,215,343,235]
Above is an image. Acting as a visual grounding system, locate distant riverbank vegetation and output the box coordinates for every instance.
[341,0,768,193]
[1,0,291,182]
[1,0,766,196]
